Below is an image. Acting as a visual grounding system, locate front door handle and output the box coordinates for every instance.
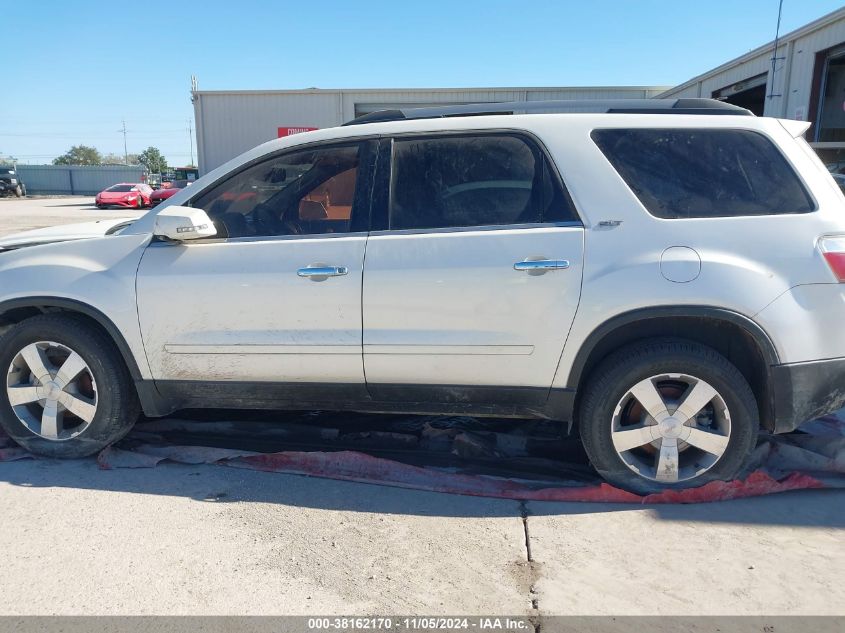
[297,265,349,279]
[513,259,570,272]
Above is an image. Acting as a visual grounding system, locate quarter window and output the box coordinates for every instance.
[389,134,575,230]
[192,144,363,238]
[592,128,815,219]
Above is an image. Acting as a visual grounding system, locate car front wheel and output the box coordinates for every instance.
[0,314,140,458]
[578,339,758,495]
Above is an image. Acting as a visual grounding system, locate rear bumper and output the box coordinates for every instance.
[770,357,845,432]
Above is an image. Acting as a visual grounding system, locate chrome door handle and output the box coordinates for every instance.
[514,259,570,271]
[297,265,349,278]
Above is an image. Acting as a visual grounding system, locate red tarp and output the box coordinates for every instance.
[3,413,843,504]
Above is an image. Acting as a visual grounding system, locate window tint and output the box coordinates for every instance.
[389,134,574,230]
[592,128,814,219]
[192,144,362,238]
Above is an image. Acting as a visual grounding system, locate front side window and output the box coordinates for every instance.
[592,128,814,219]
[389,134,575,230]
[191,144,363,238]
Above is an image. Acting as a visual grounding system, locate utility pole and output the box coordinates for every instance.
[119,120,128,164]
[187,119,194,166]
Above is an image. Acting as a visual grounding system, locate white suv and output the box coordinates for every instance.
[2,99,844,493]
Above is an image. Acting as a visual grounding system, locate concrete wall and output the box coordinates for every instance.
[660,7,845,123]
[16,164,147,195]
[192,86,669,174]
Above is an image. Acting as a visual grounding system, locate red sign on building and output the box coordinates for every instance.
[277,126,318,137]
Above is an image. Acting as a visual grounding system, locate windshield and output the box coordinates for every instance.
[106,185,135,192]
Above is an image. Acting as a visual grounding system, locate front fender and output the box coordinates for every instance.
[0,234,153,379]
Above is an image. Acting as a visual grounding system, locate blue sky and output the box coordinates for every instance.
[3,0,844,165]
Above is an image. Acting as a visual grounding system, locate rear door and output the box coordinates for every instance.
[362,132,585,406]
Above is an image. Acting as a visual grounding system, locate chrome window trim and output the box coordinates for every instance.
[151,231,370,246]
[368,221,582,237]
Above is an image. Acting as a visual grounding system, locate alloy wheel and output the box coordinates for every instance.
[610,373,731,483]
[6,341,98,441]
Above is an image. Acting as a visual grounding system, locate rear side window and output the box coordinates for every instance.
[591,128,815,219]
[389,134,576,230]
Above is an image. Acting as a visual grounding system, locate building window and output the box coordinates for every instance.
[816,46,845,143]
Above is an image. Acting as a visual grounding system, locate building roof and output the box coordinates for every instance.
[192,85,670,97]
[659,6,845,98]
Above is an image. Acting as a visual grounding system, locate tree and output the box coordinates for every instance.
[137,146,168,173]
[102,152,140,165]
[53,145,102,166]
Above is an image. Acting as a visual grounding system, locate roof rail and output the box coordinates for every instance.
[342,98,752,126]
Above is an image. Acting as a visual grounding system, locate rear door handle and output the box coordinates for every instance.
[514,259,570,272]
[297,265,349,279]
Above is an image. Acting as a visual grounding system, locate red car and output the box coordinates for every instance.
[149,179,191,207]
[95,183,152,209]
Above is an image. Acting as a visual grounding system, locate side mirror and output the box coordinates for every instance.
[153,205,217,241]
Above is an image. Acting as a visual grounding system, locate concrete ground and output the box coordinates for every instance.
[0,195,141,237]
[0,197,843,618]
[0,458,842,616]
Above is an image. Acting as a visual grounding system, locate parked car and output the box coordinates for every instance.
[95,183,152,209]
[2,98,845,494]
[832,173,845,195]
[149,180,191,207]
[0,165,26,197]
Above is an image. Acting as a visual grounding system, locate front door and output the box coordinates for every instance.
[362,133,585,406]
[136,141,374,404]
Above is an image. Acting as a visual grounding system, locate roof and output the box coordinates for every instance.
[191,85,670,97]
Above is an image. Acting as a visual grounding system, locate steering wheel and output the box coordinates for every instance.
[252,202,285,235]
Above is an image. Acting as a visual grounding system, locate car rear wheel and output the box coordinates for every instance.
[0,314,140,458]
[578,339,758,495]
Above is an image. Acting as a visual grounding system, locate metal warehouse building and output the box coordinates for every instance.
[191,86,669,174]
[191,7,845,175]
[660,6,845,168]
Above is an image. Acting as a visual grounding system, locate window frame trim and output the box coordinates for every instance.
[369,128,583,233]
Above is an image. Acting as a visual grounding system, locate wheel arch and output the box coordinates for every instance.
[566,306,780,431]
[0,296,144,382]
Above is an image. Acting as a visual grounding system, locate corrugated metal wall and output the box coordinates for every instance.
[193,86,668,174]
[16,165,147,195]
[660,8,845,121]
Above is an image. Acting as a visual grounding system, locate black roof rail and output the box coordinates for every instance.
[342,98,752,126]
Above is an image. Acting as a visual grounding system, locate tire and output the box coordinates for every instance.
[20,185,26,197]
[578,338,759,495]
[13,185,21,198]
[137,196,144,208]
[0,314,140,458]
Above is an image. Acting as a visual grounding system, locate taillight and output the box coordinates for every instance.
[820,236,845,282]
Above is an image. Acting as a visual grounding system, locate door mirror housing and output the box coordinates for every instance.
[153,206,217,241]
